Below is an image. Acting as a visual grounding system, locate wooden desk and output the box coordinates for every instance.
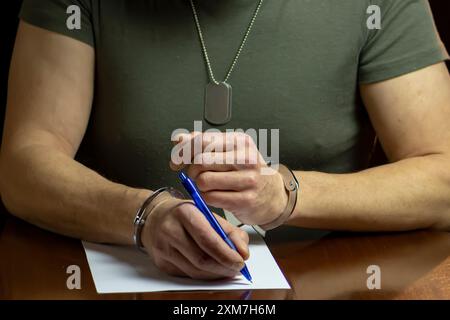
[0,214,449,300]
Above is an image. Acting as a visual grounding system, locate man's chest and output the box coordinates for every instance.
[86,0,374,174]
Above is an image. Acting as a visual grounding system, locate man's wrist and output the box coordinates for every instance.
[261,164,299,231]
[139,188,190,252]
[273,171,289,219]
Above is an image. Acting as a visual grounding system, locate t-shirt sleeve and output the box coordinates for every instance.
[359,0,449,84]
[19,0,94,47]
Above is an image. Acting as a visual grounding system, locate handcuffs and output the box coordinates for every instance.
[133,164,299,250]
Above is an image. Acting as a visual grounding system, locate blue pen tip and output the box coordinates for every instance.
[241,266,252,283]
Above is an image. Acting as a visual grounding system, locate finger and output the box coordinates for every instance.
[191,150,261,170]
[170,132,202,171]
[194,170,258,192]
[165,247,232,280]
[170,132,255,170]
[180,204,245,272]
[200,132,237,154]
[155,258,188,278]
[171,225,240,278]
[151,201,236,278]
[202,190,256,214]
[171,130,264,172]
[215,215,250,260]
[186,162,235,181]
[170,133,240,170]
[186,148,262,180]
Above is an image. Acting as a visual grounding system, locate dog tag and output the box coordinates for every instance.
[204,82,232,125]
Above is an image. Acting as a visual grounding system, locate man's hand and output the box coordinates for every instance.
[170,132,288,226]
[141,193,250,280]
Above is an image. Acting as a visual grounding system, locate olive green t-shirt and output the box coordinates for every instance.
[20,0,449,190]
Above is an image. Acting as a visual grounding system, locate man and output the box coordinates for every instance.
[1,0,449,280]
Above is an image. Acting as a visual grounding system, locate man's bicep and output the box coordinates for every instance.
[360,62,450,162]
[3,21,94,157]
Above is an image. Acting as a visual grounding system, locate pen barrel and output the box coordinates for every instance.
[179,171,252,282]
[224,237,238,251]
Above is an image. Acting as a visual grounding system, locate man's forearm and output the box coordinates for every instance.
[0,144,151,244]
[288,154,450,231]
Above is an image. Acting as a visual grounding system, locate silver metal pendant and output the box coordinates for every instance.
[204,82,232,125]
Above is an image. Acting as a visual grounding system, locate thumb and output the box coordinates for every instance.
[215,214,250,260]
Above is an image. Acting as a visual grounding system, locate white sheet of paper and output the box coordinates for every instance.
[82,226,290,294]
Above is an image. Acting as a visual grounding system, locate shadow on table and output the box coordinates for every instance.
[267,225,450,299]
[1,215,449,299]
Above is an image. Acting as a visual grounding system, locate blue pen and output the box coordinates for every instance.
[178,171,252,283]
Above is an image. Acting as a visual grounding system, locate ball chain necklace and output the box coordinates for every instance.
[189,0,264,125]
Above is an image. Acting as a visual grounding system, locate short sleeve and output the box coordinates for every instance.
[359,0,449,84]
[19,0,94,47]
